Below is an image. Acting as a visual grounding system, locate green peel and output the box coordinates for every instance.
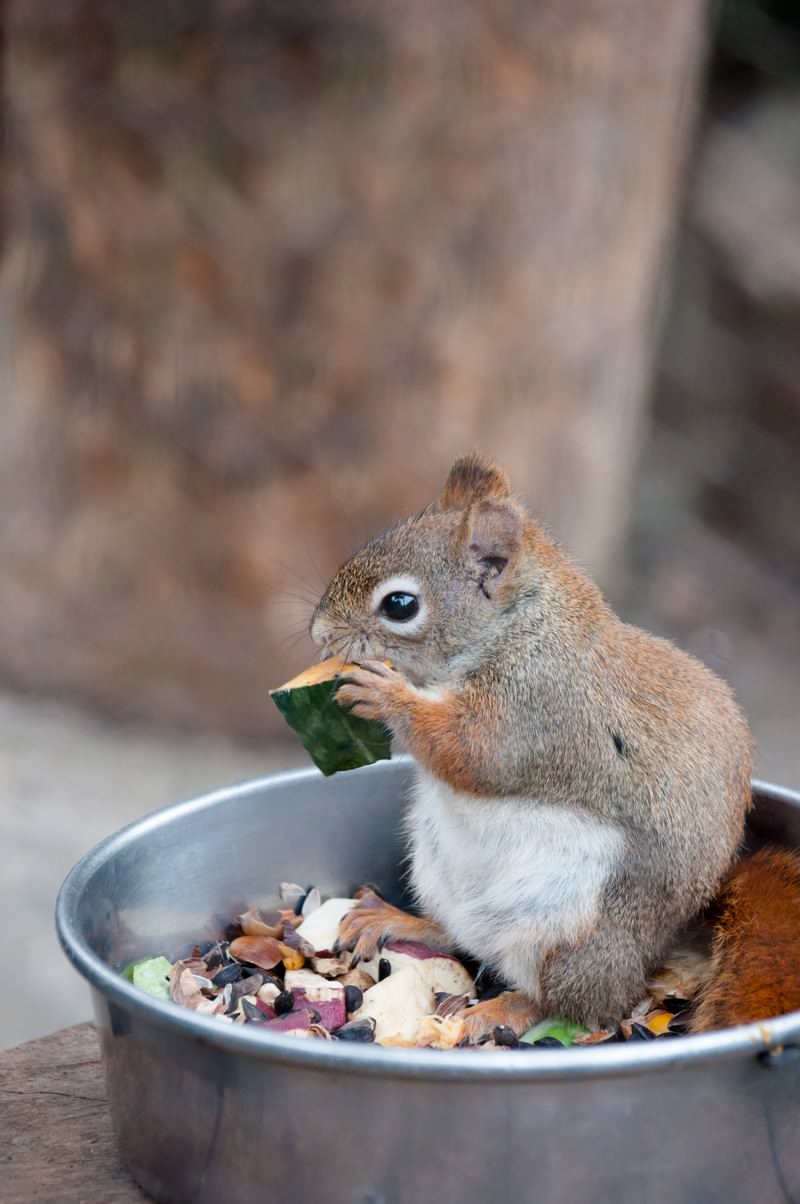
[123,955,172,1002]
[270,661,392,777]
[519,1017,589,1047]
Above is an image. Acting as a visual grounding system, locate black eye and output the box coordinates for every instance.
[379,592,420,622]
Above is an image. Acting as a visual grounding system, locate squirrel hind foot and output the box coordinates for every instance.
[459,990,538,1044]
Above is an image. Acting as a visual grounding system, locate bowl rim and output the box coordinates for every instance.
[56,764,800,1084]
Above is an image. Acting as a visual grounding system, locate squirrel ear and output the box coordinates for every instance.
[459,497,524,596]
[440,453,511,511]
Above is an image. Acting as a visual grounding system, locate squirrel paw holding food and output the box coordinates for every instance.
[335,661,423,735]
[313,453,798,1035]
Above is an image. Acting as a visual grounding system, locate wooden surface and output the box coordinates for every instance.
[0,1023,148,1203]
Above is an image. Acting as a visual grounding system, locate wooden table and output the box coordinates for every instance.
[1,1023,148,1203]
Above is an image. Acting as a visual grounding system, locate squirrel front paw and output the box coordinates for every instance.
[335,890,450,963]
[336,660,416,728]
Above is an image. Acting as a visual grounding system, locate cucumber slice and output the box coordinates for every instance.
[270,658,392,776]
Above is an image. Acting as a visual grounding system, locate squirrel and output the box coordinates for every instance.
[310,453,800,1040]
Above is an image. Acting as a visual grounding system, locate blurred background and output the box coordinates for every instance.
[0,0,798,1049]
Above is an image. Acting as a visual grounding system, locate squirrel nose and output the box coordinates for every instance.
[309,610,330,648]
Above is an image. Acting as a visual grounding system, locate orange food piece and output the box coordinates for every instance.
[279,944,306,971]
[645,1010,673,1036]
[228,935,284,970]
[272,657,357,692]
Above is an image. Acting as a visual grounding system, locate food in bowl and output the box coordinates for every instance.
[124,881,706,1049]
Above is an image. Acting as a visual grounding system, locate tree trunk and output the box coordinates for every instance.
[0,1,706,737]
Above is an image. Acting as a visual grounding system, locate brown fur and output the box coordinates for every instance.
[314,454,757,1033]
[439,453,511,511]
[691,848,800,1032]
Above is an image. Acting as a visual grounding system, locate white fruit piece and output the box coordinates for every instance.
[284,968,344,1001]
[360,941,475,998]
[295,897,357,952]
[350,965,435,1044]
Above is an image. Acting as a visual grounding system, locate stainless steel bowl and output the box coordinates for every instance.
[56,761,800,1204]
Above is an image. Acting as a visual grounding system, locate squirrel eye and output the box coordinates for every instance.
[379,592,420,622]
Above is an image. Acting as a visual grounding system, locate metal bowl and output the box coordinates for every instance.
[56,761,800,1204]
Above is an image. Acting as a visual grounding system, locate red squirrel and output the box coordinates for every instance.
[310,454,799,1039]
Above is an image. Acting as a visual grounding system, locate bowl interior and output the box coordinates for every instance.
[62,765,800,973]
[64,759,418,970]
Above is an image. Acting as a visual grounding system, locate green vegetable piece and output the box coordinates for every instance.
[124,955,172,1002]
[270,659,392,777]
[519,1017,589,1047]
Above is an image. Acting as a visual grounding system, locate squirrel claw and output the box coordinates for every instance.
[351,660,400,680]
[336,903,398,962]
[336,663,411,725]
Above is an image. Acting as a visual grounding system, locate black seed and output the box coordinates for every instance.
[336,1019,376,1043]
[435,993,470,1019]
[205,942,231,972]
[294,892,308,916]
[378,958,392,981]
[224,974,265,1013]
[630,1022,656,1041]
[274,989,295,1016]
[657,1031,683,1039]
[667,1020,689,1035]
[239,973,264,993]
[241,998,266,1023]
[344,985,364,1015]
[663,997,691,1014]
[492,1025,520,1048]
[596,1030,625,1044]
[472,963,506,1000]
[211,962,244,987]
[533,1037,564,1048]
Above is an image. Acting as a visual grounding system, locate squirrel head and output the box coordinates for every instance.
[310,454,535,684]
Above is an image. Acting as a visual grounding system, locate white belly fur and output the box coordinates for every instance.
[406,768,625,999]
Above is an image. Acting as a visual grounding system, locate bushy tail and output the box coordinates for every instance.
[691,848,800,1033]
